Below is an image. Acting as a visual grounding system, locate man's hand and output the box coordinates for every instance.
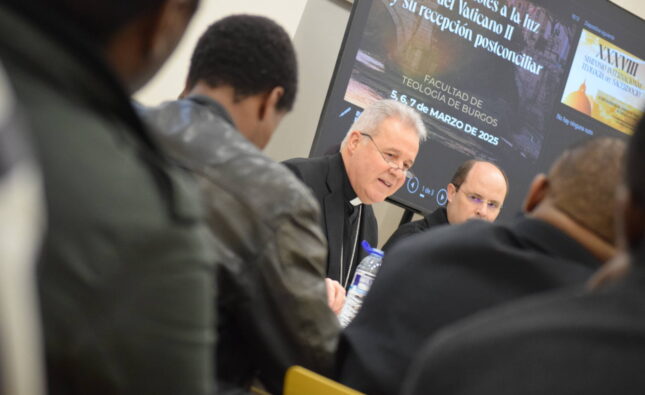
[325,278,346,314]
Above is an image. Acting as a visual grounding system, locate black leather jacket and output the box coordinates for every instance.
[140,96,340,394]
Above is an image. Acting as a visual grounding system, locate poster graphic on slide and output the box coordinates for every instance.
[343,0,576,163]
[561,29,644,135]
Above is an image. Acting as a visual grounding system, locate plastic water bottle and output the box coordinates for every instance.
[338,240,384,328]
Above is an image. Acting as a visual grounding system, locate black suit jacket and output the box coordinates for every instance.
[283,154,378,286]
[336,216,601,395]
[382,207,449,252]
[404,253,645,395]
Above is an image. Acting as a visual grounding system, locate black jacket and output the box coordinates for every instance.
[337,216,601,395]
[382,207,449,252]
[283,154,378,287]
[404,248,645,395]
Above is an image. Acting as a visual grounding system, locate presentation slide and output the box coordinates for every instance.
[561,29,643,135]
[311,0,644,220]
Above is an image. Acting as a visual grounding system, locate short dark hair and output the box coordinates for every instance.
[450,160,508,192]
[186,15,297,111]
[6,0,198,44]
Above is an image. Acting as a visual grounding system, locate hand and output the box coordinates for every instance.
[325,278,346,314]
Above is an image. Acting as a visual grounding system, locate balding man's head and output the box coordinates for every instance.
[621,115,645,252]
[446,160,508,224]
[582,125,643,288]
[521,138,626,263]
[548,138,625,244]
[626,115,645,218]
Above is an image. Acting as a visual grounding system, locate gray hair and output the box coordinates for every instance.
[340,99,428,148]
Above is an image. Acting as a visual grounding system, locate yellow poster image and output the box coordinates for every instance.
[561,29,644,135]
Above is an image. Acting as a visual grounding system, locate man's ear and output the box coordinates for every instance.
[344,130,363,154]
[522,174,549,213]
[447,183,457,203]
[258,86,284,121]
[620,187,645,251]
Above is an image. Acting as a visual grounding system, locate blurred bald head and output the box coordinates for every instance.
[621,115,645,252]
[547,137,626,244]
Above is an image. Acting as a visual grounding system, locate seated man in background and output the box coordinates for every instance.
[284,100,427,289]
[0,0,218,394]
[139,15,339,394]
[336,137,626,395]
[383,159,508,251]
[403,121,645,395]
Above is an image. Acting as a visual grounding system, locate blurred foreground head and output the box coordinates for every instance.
[523,137,626,261]
[589,115,645,288]
[6,0,200,92]
[621,115,645,253]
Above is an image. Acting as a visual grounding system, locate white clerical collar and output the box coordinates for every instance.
[350,197,363,206]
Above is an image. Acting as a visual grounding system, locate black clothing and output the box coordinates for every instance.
[342,169,362,279]
[284,154,378,288]
[404,248,645,395]
[382,207,449,252]
[337,216,601,395]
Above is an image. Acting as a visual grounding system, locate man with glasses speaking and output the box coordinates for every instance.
[383,159,508,251]
[284,100,427,295]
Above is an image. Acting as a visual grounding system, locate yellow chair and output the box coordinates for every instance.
[283,366,365,395]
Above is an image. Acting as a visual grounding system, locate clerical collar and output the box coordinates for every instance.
[350,197,363,206]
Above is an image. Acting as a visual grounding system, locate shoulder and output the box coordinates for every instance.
[429,287,586,353]
[207,151,322,224]
[404,217,433,234]
[388,219,508,260]
[378,219,529,288]
[424,273,645,362]
[382,218,429,252]
[140,99,241,168]
[283,155,333,181]
[142,100,322,225]
[401,290,571,393]
[425,207,449,227]
[407,284,645,394]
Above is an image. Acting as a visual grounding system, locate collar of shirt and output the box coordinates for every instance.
[338,154,361,211]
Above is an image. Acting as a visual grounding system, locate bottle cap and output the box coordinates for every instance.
[361,240,384,257]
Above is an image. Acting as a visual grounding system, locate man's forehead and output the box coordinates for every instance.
[463,162,507,196]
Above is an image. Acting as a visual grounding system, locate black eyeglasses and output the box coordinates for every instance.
[360,132,415,179]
